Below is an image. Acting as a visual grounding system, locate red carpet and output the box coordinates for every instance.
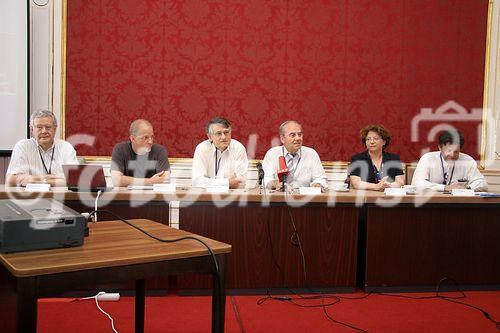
[38,291,500,332]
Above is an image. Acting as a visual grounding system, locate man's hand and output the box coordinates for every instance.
[229,176,242,189]
[444,182,466,192]
[43,174,65,186]
[148,171,170,185]
[311,183,326,192]
[17,174,43,186]
[267,180,283,190]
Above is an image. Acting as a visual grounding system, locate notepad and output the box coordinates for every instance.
[127,185,154,190]
[25,183,50,192]
[451,189,475,196]
[206,185,230,194]
[299,187,322,195]
[384,188,406,196]
[153,183,176,193]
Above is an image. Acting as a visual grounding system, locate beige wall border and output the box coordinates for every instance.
[30,0,64,138]
[483,0,500,169]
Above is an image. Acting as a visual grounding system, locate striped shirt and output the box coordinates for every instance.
[262,145,328,189]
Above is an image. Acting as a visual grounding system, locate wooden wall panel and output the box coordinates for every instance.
[178,202,359,290]
[365,205,500,289]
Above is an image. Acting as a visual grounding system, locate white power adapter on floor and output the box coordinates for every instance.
[96,292,120,301]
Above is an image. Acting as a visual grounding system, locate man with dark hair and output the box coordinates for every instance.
[412,129,487,191]
[6,110,78,186]
[110,119,170,186]
[192,117,248,188]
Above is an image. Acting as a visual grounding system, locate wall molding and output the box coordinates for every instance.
[483,0,500,169]
[30,0,64,138]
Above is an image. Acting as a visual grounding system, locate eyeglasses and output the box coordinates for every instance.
[212,130,231,138]
[136,135,154,142]
[34,125,55,131]
[365,136,382,142]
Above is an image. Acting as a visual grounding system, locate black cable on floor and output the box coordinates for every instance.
[230,295,246,333]
[258,205,369,332]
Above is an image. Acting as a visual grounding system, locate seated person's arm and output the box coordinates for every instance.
[6,173,41,186]
[6,173,65,187]
[229,148,248,189]
[111,170,170,187]
[347,159,392,191]
[310,153,328,189]
[349,175,390,191]
[394,174,405,187]
[462,163,488,192]
[191,150,220,187]
[262,155,280,190]
[411,157,445,192]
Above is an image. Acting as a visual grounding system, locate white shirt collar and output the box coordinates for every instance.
[210,140,232,154]
[283,146,301,158]
[33,137,55,153]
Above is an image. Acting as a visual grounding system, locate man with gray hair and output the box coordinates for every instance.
[111,119,170,186]
[6,110,78,186]
[262,120,328,191]
[192,117,248,188]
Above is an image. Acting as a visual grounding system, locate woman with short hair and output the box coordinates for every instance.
[347,124,405,191]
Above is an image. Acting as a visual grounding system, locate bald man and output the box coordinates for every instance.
[110,119,170,186]
[262,120,328,191]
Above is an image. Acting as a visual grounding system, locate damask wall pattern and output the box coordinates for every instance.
[65,0,488,162]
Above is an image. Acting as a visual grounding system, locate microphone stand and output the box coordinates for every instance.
[258,172,264,195]
[281,174,287,193]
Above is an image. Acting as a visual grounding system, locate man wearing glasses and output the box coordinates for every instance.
[191,117,248,188]
[111,119,170,186]
[6,110,78,186]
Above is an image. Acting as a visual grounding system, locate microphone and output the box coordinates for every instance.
[256,162,264,185]
[277,156,289,192]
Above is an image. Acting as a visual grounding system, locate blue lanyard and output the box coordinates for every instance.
[369,153,384,182]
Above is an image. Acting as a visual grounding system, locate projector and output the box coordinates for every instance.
[0,198,86,253]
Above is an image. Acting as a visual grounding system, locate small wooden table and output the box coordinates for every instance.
[0,219,231,333]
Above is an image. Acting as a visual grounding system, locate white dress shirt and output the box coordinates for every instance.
[191,139,248,187]
[6,138,78,177]
[411,151,488,191]
[262,145,328,189]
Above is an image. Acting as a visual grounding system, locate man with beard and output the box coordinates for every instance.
[6,110,78,186]
[110,119,170,187]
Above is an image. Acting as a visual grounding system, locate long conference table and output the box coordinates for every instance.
[1,185,499,292]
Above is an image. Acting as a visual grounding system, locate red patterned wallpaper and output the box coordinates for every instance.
[65,0,488,162]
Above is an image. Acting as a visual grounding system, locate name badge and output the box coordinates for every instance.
[299,187,322,195]
[451,189,475,196]
[384,188,406,196]
[206,185,230,194]
[25,183,51,192]
[153,183,176,193]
